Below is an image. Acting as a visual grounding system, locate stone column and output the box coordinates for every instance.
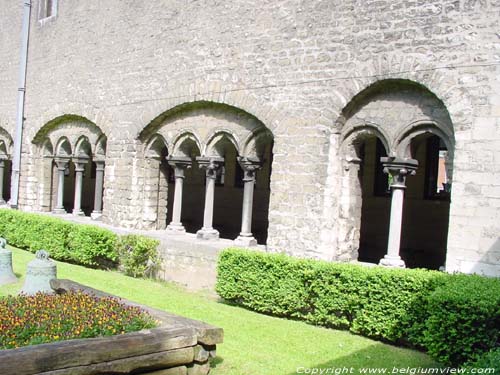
[166,156,192,232]
[91,160,105,220]
[379,157,418,268]
[72,157,89,216]
[196,157,224,240]
[234,157,262,247]
[0,157,7,206]
[53,157,70,214]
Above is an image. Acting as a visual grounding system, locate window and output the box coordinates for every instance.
[425,136,450,200]
[39,0,57,21]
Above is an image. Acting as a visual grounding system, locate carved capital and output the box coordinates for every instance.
[237,157,262,182]
[73,156,89,172]
[380,157,418,188]
[54,157,70,170]
[94,159,105,172]
[197,157,224,179]
[167,156,192,179]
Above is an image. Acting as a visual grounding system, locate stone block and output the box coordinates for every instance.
[187,362,210,375]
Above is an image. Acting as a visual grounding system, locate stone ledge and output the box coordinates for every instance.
[0,280,223,375]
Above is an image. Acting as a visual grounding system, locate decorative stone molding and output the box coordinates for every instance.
[380,157,418,189]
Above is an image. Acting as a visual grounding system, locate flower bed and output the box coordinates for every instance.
[0,291,156,349]
[0,280,223,375]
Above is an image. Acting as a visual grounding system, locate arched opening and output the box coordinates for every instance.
[204,133,243,240]
[169,135,203,234]
[399,132,452,269]
[336,79,454,268]
[357,136,391,264]
[140,101,274,245]
[33,115,108,218]
[54,137,75,213]
[74,137,95,216]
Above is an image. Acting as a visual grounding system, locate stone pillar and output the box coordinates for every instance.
[234,157,262,247]
[166,157,192,232]
[72,157,89,216]
[196,157,224,240]
[0,157,7,206]
[379,157,418,268]
[91,160,105,220]
[53,157,70,214]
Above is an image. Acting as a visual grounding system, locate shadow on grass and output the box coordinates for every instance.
[210,356,224,369]
[285,344,440,375]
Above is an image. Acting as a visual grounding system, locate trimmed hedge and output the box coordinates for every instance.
[0,209,160,275]
[465,348,500,371]
[216,248,500,366]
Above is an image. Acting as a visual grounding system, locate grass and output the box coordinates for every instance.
[0,247,440,375]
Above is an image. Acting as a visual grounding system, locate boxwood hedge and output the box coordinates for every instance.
[216,248,500,366]
[0,209,160,275]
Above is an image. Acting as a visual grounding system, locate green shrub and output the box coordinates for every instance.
[465,348,500,372]
[216,248,500,366]
[116,235,161,278]
[67,224,118,267]
[0,209,117,268]
[408,275,500,366]
[216,248,445,341]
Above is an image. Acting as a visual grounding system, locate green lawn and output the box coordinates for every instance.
[0,247,439,374]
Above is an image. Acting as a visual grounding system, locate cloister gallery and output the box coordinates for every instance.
[1,1,499,282]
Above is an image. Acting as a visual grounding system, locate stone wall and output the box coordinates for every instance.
[0,1,498,275]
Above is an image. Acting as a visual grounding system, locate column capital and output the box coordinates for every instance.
[54,157,70,170]
[73,156,89,171]
[167,156,192,178]
[197,157,224,178]
[381,157,418,188]
[94,159,105,171]
[237,157,262,181]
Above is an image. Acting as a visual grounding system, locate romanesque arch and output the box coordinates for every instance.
[139,101,274,245]
[336,79,454,269]
[32,115,107,218]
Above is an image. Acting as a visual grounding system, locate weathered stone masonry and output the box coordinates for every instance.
[0,0,499,276]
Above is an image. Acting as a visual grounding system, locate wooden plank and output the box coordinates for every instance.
[0,328,196,375]
[38,347,194,375]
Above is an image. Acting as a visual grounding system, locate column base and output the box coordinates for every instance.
[234,234,258,247]
[52,208,67,214]
[0,199,7,207]
[196,228,219,240]
[72,210,85,217]
[167,223,186,233]
[91,211,103,221]
[379,255,406,268]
